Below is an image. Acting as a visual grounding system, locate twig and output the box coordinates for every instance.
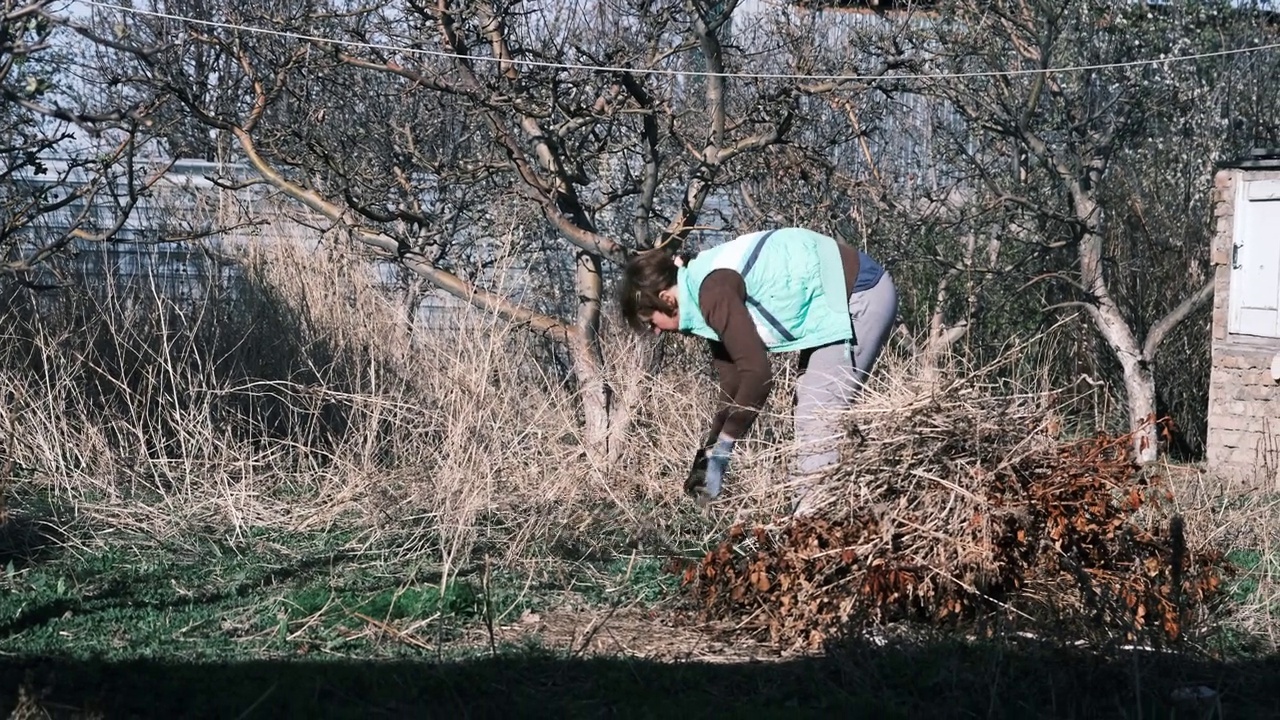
[350,611,436,651]
[570,604,620,658]
[482,554,497,657]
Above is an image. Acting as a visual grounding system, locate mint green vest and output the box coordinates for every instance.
[676,227,854,353]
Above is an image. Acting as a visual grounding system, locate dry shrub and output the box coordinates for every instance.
[680,349,1232,652]
[1159,463,1280,652]
[0,219,728,589]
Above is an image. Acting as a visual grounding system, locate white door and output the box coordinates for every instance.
[1229,179,1280,337]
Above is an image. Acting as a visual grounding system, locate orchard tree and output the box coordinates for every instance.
[662,5,1045,384]
[1,0,167,285]
[72,0,902,464]
[905,0,1280,462]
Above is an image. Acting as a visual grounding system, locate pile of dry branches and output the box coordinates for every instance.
[679,372,1230,652]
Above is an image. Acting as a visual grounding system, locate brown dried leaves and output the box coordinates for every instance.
[680,431,1228,652]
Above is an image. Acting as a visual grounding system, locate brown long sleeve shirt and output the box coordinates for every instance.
[698,241,861,444]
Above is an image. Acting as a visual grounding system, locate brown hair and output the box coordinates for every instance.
[617,248,684,332]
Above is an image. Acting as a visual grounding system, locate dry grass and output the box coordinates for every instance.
[0,225,733,593]
[1,225,1277,659]
[715,329,1069,521]
[1158,461,1280,652]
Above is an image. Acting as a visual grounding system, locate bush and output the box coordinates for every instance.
[680,350,1231,652]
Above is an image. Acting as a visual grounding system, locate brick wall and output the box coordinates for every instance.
[1206,167,1280,477]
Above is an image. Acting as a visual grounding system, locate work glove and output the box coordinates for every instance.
[684,435,735,507]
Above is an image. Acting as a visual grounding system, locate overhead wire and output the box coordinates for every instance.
[73,0,1280,82]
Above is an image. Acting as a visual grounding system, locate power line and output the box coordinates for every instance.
[76,0,1280,82]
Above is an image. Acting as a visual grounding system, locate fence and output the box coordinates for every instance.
[6,156,499,329]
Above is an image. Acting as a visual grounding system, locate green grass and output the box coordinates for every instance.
[0,518,693,665]
[1226,549,1264,603]
[571,554,683,607]
[0,526,530,663]
[1,513,1279,718]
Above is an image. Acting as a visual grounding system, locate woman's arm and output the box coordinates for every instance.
[699,269,773,442]
[703,341,738,445]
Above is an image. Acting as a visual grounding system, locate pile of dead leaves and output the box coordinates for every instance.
[678,370,1231,652]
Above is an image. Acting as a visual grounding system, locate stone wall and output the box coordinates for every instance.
[1206,167,1280,479]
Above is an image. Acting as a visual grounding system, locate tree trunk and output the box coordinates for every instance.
[1079,222,1212,465]
[570,330,614,467]
[1119,355,1159,465]
[568,249,620,467]
[920,225,996,386]
[1077,209,1160,464]
[920,263,969,386]
[920,317,969,387]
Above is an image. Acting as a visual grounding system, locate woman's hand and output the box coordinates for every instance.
[684,435,735,506]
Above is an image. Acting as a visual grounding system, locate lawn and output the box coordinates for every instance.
[1,485,1278,720]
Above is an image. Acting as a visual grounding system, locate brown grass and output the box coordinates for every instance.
[1159,461,1280,651]
[0,222,733,590]
[1,220,1276,657]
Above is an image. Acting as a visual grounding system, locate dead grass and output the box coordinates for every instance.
[0,223,727,594]
[1,221,1277,662]
[1159,460,1280,652]
[455,605,790,663]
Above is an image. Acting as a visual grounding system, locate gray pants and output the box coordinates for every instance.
[793,272,898,477]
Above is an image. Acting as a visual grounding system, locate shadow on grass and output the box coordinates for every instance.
[0,513,63,571]
[0,637,1276,719]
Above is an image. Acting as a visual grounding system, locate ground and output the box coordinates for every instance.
[3,605,1279,719]
[0,471,1277,720]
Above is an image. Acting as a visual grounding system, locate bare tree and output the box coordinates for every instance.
[903,0,1280,462]
[73,0,910,463]
[1,0,167,285]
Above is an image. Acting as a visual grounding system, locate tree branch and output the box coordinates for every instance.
[228,125,572,343]
[617,72,662,250]
[430,0,627,264]
[1142,278,1214,362]
[335,52,459,94]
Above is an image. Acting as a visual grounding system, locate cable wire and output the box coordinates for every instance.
[75,0,1280,82]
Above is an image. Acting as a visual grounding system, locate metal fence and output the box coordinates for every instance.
[7,157,499,328]
[10,157,261,301]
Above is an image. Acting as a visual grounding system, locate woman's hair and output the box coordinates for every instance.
[617,248,687,331]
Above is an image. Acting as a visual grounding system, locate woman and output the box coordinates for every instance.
[618,226,898,514]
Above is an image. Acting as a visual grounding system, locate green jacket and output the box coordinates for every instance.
[676,227,853,352]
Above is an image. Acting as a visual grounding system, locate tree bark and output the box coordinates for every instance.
[569,250,619,467]
[1119,353,1159,465]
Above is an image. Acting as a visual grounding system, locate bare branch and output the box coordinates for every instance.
[228,125,571,343]
[335,52,459,94]
[1142,278,1214,362]
[618,72,661,250]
